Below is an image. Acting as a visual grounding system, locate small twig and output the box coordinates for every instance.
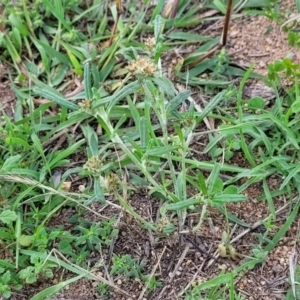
[162,0,179,18]
[222,0,233,46]
[42,128,69,147]
[177,263,202,297]
[168,244,190,283]
[183,0,233,69]
[107,0,122,47]
[184,43,222,69]
[185,237,217,261]
[138,246,167,300]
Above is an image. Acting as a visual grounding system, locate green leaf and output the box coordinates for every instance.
[154,14,164,42]
[166,198,201,210]
[30,275,84,300]
[151,0,165,19]
[197,172,208,196]
[263,178,275,219]
[248,97,266,110]
[33,87,79,110]
[223,185,239,194]
[32,39,70,65]
[95,81,140,111]
[19,235,33,247]
[42,0,71,30]
[166,90,191,113]
[94,179,104,202]
[140,116,148,150]
[213,0,226,13]
[1,155,22,171]
[264,199,300,252]
[0,210,18,225]
[84,62,92,100]
[207,163,221,193]
[8,13,29,36]
[147,146,177,156]
[212,194,247,203]
[66,49,83,75]
[194,271,232,291]
[167,32,211,42]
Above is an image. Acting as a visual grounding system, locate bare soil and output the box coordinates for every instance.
[228,0,298,76]
[0,63,16,119]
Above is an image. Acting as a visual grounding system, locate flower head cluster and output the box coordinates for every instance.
[79,99,92,110]
[83,156,102,174]
[126,56,157,76]
[144,37,156,50]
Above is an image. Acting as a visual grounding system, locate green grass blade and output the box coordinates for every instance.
[265,198,300,252]
[30,275,85,300]
[42,0,71,30]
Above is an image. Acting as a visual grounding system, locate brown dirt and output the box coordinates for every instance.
[0,63,16,119]
[228,0,298,76]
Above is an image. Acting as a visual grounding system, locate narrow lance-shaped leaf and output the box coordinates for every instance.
[84,62,92,100]
[154,14,164,42]
[8,13,29,36]
[166,198,201,210]
[166,90,191,113]
[66,49,83,75]
[32,39,70,65]
[94,81,140,109]
[198,172,208,196]
[140,116,147,150]
[33,88,79,110]
[42,0,71,30]
[94,179,104,202]
[207,163,221,193]
[264,199,300,252]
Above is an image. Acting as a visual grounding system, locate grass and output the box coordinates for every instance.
[1,0,300,299]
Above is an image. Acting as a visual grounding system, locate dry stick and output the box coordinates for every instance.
[221,0,233,46]
[289,219,300,298]
[138,246,167,300]
[177,260,203,297]
[168,244,190,283]
[183,0,233,69]
[107,0,122,47]
[42,128,69,147]
[107,15,119,47]
[163,0,180,19]
[156,285,169,300]
[185,43,223,69]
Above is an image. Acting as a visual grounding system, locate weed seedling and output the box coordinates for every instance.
[110,254,145,278]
